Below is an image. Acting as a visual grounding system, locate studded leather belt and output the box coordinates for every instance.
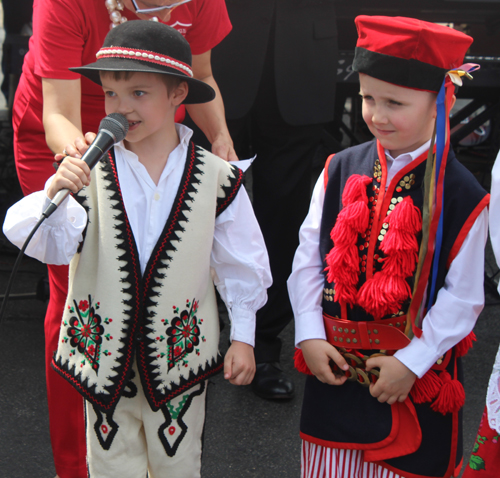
[323,313,411,350]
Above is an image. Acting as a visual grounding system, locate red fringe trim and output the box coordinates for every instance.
[410,369,441,404]
[386,197,422,234]
[357,274,411,319]
[341,174,371,205]
[324,175,372,308]
[431,370,465,415]
[330,202,370,244]
[357,197,422,319]
[382,251,420,277]
[455,330,476,358]
[294,348,313,376]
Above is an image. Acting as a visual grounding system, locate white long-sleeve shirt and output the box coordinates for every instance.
[288,141,488,378]
[3,124,272,347]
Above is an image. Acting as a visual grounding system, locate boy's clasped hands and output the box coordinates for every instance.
[300,338,417,404]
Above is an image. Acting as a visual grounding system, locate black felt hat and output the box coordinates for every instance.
[70,20,215,104]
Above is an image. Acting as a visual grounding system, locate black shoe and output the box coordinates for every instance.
[252,362,295,400]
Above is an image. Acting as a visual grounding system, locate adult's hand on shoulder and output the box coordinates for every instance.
[212,134,238,162]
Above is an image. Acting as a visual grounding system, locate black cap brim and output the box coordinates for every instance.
[71,59,215,104]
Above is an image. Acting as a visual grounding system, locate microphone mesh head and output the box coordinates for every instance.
[98,113,129,143]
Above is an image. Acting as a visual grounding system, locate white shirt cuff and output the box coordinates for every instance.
[227,305,255,347]
[394,336,439,378]
[294,310,327,347]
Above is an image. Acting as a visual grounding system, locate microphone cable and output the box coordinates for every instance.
[0,113,128,324]
[0,214,49,323]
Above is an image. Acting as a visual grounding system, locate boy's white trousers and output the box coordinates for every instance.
[86,361,207,478]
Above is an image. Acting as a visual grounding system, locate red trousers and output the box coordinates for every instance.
[14,89,88,478]
[45,264,88,477]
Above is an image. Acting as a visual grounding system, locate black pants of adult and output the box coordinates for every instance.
[226,70,327,364]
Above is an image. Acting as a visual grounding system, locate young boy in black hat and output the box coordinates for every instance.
[4,20,271,477]
[289,16,489,478]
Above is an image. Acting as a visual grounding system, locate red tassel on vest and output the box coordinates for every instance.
[410,369,442,404]
[455,330,476,358]
[358,197,422,319]
[324,175,372,307]
[431,370,466,415]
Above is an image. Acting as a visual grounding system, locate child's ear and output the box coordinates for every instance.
[172,81,189,106]
[431,94,456,120]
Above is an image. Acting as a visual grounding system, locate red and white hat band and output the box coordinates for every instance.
[96,47,193,78]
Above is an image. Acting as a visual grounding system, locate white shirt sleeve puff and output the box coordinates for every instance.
[2,177,87,265]
[211,187,272,347]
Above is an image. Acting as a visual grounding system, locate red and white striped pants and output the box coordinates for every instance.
[302,441,403,478]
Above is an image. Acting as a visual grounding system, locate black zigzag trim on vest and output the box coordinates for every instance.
[121,368,138,398]
[213,153,244,217]
[141,355,222,412]
[52,149,143,413]
[73,189,90,254]
[136,142,224,411]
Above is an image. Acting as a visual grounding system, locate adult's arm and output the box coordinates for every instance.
[42,78,85,156]
[186,50,238,162]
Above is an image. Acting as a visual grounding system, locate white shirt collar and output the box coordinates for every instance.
[112,123,194,187]
[383,139,432,188]
[115,123,193,191]
[385,139,432,163]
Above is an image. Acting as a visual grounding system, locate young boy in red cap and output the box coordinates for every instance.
[289,16,490,478]
[4,20,271,477]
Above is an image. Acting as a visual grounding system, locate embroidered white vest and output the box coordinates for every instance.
[52,144,244,412]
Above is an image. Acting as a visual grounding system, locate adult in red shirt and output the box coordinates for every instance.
[12,1,233,477]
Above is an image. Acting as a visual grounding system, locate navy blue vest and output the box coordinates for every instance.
[301,141,488,477]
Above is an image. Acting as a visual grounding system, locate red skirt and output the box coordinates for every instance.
[463,406,500,477]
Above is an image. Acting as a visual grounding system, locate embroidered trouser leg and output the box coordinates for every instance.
[86,365,207,478]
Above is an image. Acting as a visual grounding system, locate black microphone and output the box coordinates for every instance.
[43,113,129,218]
